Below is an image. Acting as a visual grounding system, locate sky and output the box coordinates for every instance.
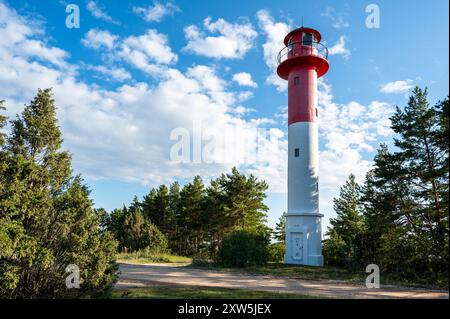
[0,0,448,233]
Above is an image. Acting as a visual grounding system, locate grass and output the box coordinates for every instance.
[117,251,192,264]
[112,284,315,299]
[187,261,449,290]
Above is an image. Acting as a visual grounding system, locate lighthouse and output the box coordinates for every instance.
[277,27,329,266]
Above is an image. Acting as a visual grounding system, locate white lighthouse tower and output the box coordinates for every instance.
[277,27,329,266]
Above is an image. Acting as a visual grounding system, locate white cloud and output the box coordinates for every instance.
[0,2,285,192]
[81,29,118,50]
[120,29,178,66]
[183,17,257,59]
[232,72,258,88]
[321,7,350,29]
[0,2,397,229]
[231,104,255,114]
[86,0,120,25]
[0,2,69,69]
[86,64,132,82]
[328,36,351,59]
[256,9,291,92]
[380,79,414,94]
[133,1,180,22]
[82,28,177,77]
[237,91,254,102]
[317,79,393,190]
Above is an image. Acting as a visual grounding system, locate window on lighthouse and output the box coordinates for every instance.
[288,37,293,52]
[302,32,314,46]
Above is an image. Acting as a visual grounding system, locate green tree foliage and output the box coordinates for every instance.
[0,89,118,298]
[178,176,206,256]
[0,100,6,146]
[268,242,285,262]
[323,174,365,267]
[273,212,286,243]
[103,199,168,254]
[203,179,227,258]
[107,167,270,261]
[325,88,449,286]
[215,229,271,267]
[217,167,269,231]
[322,229,347,267]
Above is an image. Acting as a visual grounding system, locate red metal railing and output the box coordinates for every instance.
[277,41,328,65]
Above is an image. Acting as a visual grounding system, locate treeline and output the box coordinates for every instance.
[323,87,449,286]
[103,169,272,260]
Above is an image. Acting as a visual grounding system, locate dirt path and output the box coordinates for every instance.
[117,263,448,299]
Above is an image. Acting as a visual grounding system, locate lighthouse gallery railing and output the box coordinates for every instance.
[277,41,329,65]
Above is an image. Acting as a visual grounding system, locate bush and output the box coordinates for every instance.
[215,229,270,267]
[268,242,285,262]
[322,229,348,267]
[120,211,169,254]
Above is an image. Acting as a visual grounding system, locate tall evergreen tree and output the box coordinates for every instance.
[166,182,181,252]
[362,88,448,280]
[153,185,169,231]
[385,87,448,274]
[273,212,286,243]
[323,174,365,267]
[179,176,206,256]
[217,167,269,232]
[0,89,118,298]
[204,179,227,256]
[142,188,157,222]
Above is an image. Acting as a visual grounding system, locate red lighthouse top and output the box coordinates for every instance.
[277,27,329,80]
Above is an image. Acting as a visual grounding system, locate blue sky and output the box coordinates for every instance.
[0,0,448,232]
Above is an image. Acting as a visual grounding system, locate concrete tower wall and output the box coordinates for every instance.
[288,121,319,215]
[277,27,329,267]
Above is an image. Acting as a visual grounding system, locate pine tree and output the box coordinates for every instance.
[153,185,169,231]
[0,89,117,298]
[390,87,448,273]
[360,88,449,281]
[167,182,181,252]
[273,212,286,243]
[179,176,206,256]
[142,188,157,222]
[204,179,227,256]
[324,174,365,267]
[217,167,269,232]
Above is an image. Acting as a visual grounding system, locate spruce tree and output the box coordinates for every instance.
[273,212,286,243]
[324,174,365,267]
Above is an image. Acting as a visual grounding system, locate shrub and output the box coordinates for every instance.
[215,229,270,267]
[119,210,169,254]
[322,229,348,267]
[268,242,285,262]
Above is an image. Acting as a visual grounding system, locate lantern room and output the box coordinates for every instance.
[276,27,329,80]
